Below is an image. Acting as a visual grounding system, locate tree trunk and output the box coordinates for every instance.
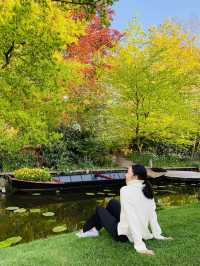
[191,135,199,159]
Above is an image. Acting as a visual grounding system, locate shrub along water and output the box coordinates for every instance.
[42,126,113,171]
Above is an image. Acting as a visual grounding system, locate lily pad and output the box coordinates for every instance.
[96,192,105,195]
[107,193,116,196]
[85,193,95,196]
[0,236,22,249]
[103,189,111,192]
[14,208,26,213]
[32,193,41,196]
[30,208,41,213]
[52,225,67,233]
[46,219,56,224]
[42,212,55,217]
[96,200,103,204]
[5,206,19,211]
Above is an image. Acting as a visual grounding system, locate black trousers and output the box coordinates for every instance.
[83,199,128,242]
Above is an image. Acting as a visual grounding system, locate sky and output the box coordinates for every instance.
[111,0,200,31]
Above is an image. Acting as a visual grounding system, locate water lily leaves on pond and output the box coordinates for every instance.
[5,206,19,211]
[0,236,22,249]
[52,225,67,233]
[96,192,105,195]
[107,193,116,196]
[85,193,95,196]
[46,219,56,224]
[14,208,26,213]
[103,189,111,192]
[32,193,41,196]
[96,200,103,204]
[42,212,55,217]
[30,208,41,213]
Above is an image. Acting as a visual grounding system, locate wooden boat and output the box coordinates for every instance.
[6,167,200,192]
[7,169,127,192]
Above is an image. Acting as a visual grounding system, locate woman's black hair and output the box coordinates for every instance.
[132,164,154,199]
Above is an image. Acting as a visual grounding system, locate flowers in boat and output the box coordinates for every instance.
[13,168,52,182]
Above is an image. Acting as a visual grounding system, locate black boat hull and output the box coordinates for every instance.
[7,170,128,192]
[8,177,126,192]
[7,168,199,192]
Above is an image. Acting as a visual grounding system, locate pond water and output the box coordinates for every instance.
[0,181,199,244]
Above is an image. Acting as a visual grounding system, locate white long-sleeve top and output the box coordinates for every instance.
[117,179,165,252]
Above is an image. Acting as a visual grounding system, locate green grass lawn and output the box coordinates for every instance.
[0,203,199,266]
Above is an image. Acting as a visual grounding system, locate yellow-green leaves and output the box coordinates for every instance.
[0,0,87,158]
[99,19,200,150]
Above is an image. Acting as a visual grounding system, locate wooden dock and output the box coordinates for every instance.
[164,170,200,181]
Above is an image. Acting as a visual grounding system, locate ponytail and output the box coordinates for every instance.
[142,180,154,199]
[132,164,154,199]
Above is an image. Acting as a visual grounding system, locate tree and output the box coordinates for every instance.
[98,20,200,152]
[67,11,122,65]
[0,0,87,167]
[61,11,122,132]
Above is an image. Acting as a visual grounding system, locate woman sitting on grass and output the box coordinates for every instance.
[76,164,173,256]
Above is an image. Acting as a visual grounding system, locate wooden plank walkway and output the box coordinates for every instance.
[164,170,200,179]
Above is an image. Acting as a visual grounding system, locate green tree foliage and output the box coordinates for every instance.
[98,20,200,152]
[42,125,112,170]
[0,0,86,166]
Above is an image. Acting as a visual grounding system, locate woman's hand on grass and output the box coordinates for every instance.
[155,235,174,240]
[162,236,174,240]
[159,236,174,240]
[138,249,155,256]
